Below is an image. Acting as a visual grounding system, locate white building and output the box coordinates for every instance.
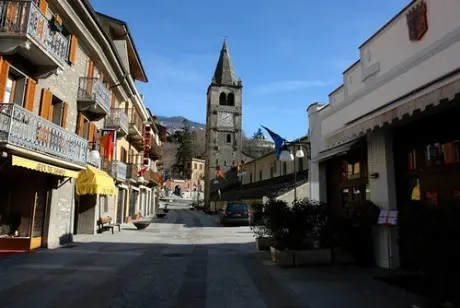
[308,0,460,269]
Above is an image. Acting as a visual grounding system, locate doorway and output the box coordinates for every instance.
[116,189,125,224]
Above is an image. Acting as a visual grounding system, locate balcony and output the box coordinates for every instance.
[0,1,69,78]
[105,160,127,181]
[77,77,111,121]
[143,169,162,186]
[0,104,88,165]
[149,134,162,161]
[126,163,138,182]
[105,108,128,137]
[127,108,143,150]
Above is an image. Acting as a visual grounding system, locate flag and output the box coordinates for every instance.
[216,167,225,179]
[138,166,148,177]
[98,130,115,160]
[261,126,286,160]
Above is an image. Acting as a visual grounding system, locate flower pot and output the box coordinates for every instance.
[133,221,151,230]
[255,237,274,251]
[270,246,294,267]
[294,248,332,267]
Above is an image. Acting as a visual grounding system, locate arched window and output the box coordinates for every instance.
[226,134,231,143]
[283,162,287,175]
[219,92,226,105]
[227,92,235,106]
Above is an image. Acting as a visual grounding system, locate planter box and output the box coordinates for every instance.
[294,248,332,267]
[270,246,294,267]
[256,237,274,251]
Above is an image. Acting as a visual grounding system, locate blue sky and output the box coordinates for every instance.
[91,0,408,141]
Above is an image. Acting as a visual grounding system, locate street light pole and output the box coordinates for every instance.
[279,141,310,203]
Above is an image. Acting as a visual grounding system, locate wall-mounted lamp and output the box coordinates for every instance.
[370,172,379,179]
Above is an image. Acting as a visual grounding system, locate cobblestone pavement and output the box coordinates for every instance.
[0,204,429,308]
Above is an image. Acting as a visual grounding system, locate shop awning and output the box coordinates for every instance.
[76,166,116,196]
[325,74,460,149]
[11,155,80,178]
[311,139,361,163]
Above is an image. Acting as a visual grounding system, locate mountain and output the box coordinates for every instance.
[157,116,205,132]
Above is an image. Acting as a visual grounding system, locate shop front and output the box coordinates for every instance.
[75,166,117,234]
[0,155,80,251]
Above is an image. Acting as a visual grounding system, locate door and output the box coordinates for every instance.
[129,190,138,218]
[116,189,125,224]
[30,179,49,250]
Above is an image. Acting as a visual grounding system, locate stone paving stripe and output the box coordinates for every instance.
[13,264,115,271]
[243,255,309,308]
[172,247,208,308]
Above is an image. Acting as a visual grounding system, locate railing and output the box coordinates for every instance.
[149,134,162,159]
[106,160,127,180]
[144,169,162,184]
[77,78,111,113]
[0,1,69,64]
[127,108,143,132]
[0,104,88,165]
[126,163,138,181]
[106,108,128,132]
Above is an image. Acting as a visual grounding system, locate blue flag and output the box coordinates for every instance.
[261,126,286,160]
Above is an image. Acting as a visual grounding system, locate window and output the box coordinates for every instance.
[51,96,64,126]
[3,69,27,106]
[426,141,460,166]
[224,161,226,166]
[4,76,14,103]
[283,162,287,175]
[270,166,274,178]
[227,93,235,106]
[82,118,90,140]
[259,170,262,181]
[342,161,360,180]
[120,147,128,163]
[199,164,203,170]
[219,92,226,105]
[249,173,253,183]
[226,134,231,143]
[99,195,108,213]
[194,163,197,169]
[408,149,416,170]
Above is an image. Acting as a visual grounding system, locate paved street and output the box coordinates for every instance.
[0,203,427,308]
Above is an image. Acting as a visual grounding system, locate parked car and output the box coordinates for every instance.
[220,201,253,226]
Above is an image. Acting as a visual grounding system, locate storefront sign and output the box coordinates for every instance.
[11,155,79,178]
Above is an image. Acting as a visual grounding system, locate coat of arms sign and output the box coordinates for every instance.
[406,1,428,41]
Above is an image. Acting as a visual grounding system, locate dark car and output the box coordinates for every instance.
[220,201,253,226]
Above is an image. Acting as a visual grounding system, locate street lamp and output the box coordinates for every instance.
[279,141,310,202]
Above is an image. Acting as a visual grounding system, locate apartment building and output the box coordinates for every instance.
[0,0,152,250]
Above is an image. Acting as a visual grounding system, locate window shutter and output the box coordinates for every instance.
[39,88,53,120]
[88,122,96,142]
[39,0,48,15]
[76,112,84,136]
[24,78,37,111]
[0,57,10,103]
[55,14,62,25]
[111,92,116,108]
[61,102,68,128]
[87,60,94,78]
[68,35,78,65]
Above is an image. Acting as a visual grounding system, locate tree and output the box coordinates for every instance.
[174,119,193,177]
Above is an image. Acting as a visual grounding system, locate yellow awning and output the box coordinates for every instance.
[12,155,80,178]
[76,166,116,196]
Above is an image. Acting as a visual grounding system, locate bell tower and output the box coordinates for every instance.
[204,40,243,208]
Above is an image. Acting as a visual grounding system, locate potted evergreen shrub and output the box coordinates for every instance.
[249,201,273,250]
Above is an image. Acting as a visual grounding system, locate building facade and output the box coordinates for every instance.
[308,0,460,268]
[204,41,243,207]
[0,0,159,249]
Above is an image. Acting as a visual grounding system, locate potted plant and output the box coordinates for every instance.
[249,201,274,250]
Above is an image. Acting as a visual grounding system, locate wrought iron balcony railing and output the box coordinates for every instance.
[0,104,88,165]
[106,108,128,135]
[106,160,127,181]
[0,0,69,65]
[77,78,111,114]
[127,108,143,134]
[126,163,138,181]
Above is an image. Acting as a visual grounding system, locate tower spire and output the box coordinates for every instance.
[212,40,239,86]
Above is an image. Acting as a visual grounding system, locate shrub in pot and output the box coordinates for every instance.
[249,201,273,250]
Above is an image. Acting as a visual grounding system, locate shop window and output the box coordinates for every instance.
[342,161,360,180]
[425,141,460,167]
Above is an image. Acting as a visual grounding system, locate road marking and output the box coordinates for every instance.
[13,264,115,272]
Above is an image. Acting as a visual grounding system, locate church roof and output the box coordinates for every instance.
[212,40,240,86]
